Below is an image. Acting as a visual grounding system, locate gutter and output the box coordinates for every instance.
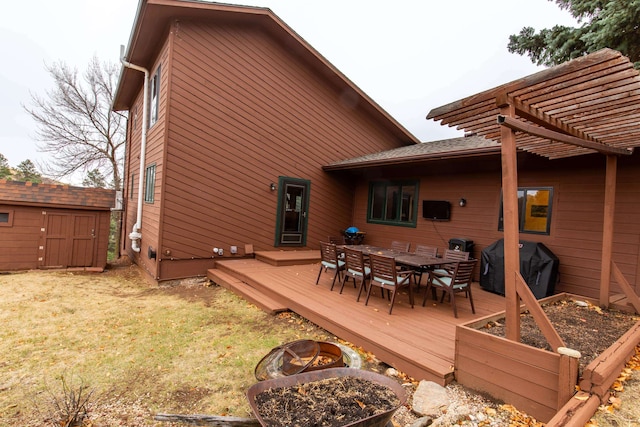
[120,44,149,253]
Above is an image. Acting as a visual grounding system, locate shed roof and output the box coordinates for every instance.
[0,180,116,210]
[427,49,640,160]
[113,0,419,144]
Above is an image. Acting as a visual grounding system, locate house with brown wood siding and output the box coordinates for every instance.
[0,180,115,271]
[323,135,640,302]
[112,0,419,283]
[114,0,640,306]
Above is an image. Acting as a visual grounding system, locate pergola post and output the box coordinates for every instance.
[499,101,521,341]
[599,155,617,307]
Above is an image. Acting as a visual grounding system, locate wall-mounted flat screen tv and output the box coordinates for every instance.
[422,200,451,221]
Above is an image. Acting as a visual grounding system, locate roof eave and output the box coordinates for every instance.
[322,146,501,172]
[113,0,419,144]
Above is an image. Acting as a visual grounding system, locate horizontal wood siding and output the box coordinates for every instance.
[456,325,565,422]
[122,39,171,281]
[154,20,409,280]
[0,205,111,271]
[122,90,143,260]
[0,205,42,270]
[349,152,640,300]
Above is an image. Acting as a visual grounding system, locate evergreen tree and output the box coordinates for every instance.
[15,159,42,183]
[0,154,11,180]
[508,0,640,68]
[82,169,107,188]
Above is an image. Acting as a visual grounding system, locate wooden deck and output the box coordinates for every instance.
[207,251,507,385]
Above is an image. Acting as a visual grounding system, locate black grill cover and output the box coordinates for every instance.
[480,239,559,299]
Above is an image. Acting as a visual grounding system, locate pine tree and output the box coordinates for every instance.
[0,154,11,180]
[508,0,640,68]
[15,159,42,183]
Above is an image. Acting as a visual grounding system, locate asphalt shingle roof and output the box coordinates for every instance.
[323,135,499,170]
[0,180,116,210]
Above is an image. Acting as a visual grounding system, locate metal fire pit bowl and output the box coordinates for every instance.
[298,341,344,372]
[246,367,407,427]
[254,340,348,381]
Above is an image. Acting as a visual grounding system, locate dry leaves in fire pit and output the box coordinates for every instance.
[253,376,399,427]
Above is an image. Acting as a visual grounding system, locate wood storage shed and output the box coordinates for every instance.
[0,180,116,271]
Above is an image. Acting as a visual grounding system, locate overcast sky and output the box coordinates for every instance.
[0,0,577,176]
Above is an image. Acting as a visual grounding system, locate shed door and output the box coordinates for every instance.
[276,177,310,246]
[43,212,97,268]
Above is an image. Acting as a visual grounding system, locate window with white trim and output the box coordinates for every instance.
[149,65,161,127]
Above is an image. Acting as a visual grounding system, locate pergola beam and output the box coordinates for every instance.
[497,115,632,156]
[513,100,601,144]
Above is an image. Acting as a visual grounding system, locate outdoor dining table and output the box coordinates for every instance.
[341,245,443,269]
[341,245,449,298]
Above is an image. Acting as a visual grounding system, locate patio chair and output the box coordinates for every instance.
[391,241,411,252]
[433,249,470,274]
[412,245,439,286]
[339,247,371,298]
[366,253,414,314]
[316,241,345,289]
[423,259,477,318]
[327,235,345,245]
[443,248,470,261]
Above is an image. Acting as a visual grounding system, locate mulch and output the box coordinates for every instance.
[479,298,640,373]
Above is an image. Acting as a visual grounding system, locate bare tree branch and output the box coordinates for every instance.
[23,56,126,189]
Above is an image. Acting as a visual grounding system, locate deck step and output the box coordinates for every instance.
[207,268,289,314]
[254,250,320,266]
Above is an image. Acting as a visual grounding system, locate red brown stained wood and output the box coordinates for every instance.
[209,258,507,386]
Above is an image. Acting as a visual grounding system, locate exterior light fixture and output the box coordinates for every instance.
[270,183,276,191]
[459,198,466,207]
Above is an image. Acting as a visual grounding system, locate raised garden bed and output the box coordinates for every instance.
[455,293,640,423]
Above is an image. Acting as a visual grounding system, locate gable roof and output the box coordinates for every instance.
[428,49,640,160]
[113,0,419,145]
[0,180,115,210]
[323,135,498,171]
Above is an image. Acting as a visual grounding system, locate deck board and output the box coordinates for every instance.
[208,254,507,385]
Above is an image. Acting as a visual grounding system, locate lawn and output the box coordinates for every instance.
[0,265,340,426]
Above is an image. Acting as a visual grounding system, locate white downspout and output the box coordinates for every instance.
[120,45,149,253]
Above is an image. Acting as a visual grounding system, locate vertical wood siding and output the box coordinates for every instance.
[349,153,640,300]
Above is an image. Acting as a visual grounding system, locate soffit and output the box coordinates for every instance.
[427,49,640,159]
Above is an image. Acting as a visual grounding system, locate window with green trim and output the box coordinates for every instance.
[144,164,156,203]
[498,187,553,235]
[367,181,418,227]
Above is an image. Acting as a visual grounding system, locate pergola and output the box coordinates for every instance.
[428,48,640,346]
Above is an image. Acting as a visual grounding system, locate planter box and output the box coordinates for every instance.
[457,292,640,423]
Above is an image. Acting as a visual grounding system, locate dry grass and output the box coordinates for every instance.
[0,266,336,426]
[589,348,640,427]
[2,265,639,427]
